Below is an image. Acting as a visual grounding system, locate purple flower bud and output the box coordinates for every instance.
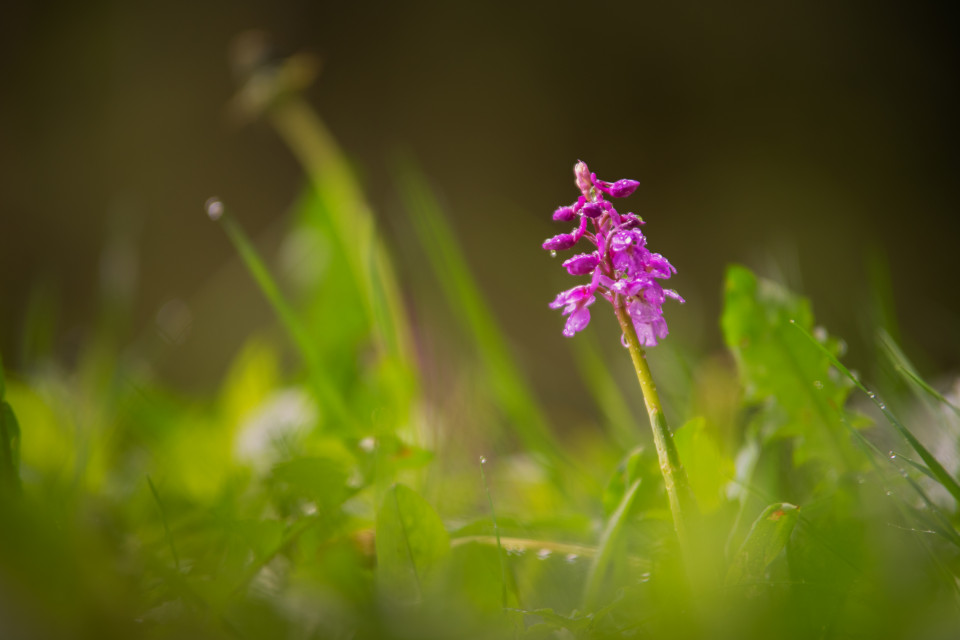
[552,205,576,222]
[602,179,640,198]
[563,252,600,275]
[581,202,603,218]
[542,233,577,251]
[574,161,592,195]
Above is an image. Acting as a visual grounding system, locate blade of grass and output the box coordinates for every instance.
[571,335,640,450]
[830,400,960,549]
[208,201,353,430]
[393,155,569,477]
[879,330,960,421]
[268,98,415,370]
[582,479,641,610]
[479,456,519,612]
[228,42,415,378]
[791,320,960,505]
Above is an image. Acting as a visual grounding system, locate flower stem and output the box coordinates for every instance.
[613,296,697,553]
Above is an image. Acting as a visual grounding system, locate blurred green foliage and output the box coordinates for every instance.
[2,78,960,640]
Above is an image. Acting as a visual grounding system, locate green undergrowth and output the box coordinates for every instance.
[2,79,960,640]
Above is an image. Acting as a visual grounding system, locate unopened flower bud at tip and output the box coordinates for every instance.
[574,161,592,195]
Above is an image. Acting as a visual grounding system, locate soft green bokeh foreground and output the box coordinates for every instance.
[2,75,959,640]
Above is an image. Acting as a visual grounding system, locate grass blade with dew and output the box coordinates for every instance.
[206,199,353,430]
[829,400,960,549]
[392,154,573,481]
[879,329,960,421]
[479,455,523,616]
[792,320,960,505]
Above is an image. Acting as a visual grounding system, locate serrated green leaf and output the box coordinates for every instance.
[375,483,450,600]
[721,265,856,466]
[726,502,799,585]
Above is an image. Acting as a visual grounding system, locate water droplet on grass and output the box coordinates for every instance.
[537,549,552,560]
[639,572,651,582]
[480,456,487,464]
[813,380,823,390]
[550,250,557,258]
[565,553,578,563]
[205,197,224,221]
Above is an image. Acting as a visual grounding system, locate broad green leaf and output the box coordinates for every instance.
[270,455,351,513]
[375,483,450,600]
[721,265,856,467]
[674,417,734,513]
[601,447,659,517]
[725,502,799,585]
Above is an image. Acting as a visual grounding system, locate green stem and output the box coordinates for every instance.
[612,296,697,552]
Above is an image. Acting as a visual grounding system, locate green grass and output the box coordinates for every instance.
[2,72,960,640]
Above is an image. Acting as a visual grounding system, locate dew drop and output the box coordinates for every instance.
[886,490,893,496]
[205,197,224,221]
[550,250,557,258]
[507,547,525,557]
[836,339,848,357]
[888,451,897,460]
[639,572,652,583]
[813,380,824,390]
[878,403,887,411]
[868,392,877,399]
[359,437,376,452]
[480,456,487,465]
[537,549,552,560]
[565,553,579,563]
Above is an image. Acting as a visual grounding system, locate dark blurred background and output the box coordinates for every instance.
[1,0,958,392]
